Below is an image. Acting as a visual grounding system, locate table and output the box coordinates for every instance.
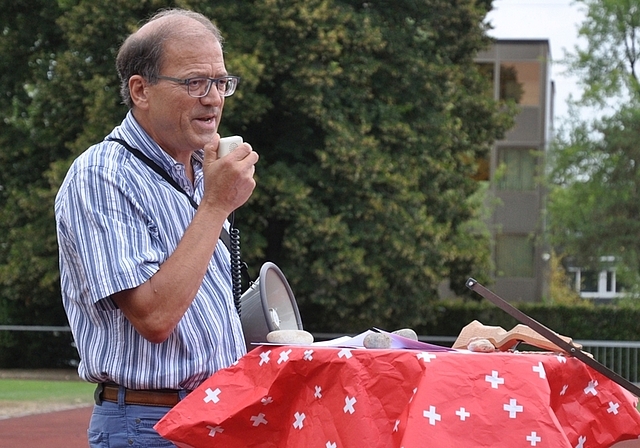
[155,345,640,447]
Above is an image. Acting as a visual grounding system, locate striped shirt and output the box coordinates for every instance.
[55,111,246,390]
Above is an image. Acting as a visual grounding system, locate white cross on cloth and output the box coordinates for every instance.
[504,398,524,418]
[608,401,620,415]
[575,435,586,448]
[259,350,271,366]
[206,426,223,438]
[278,349,292,364]
[532,362,546,379]
[304,350,314,361]
[250,413,268,426]
[584,380,598,396]
[485,370,505,389]
[417,352,436,363]
[456,407,470,421]
[423,406,441,425]
[293,412,306,429]
[344,396,357,414]
[314,385,322,399]
[338,349,353,359]
[527,431,541,446]
[204,388,221,404]
[409,388,418,403]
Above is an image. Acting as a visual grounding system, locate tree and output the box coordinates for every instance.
[0,0,172,366]
[548,106,640,282]
[0,0,75,367]
[0,0,511,367]
[563,0,640,107]
[549,0,640,293]
[220,0,510,330]
[547,251,585,305]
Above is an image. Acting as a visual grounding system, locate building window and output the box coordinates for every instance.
[497,147,537,191]
[580,270,599,293]
[496,234,534,278]
[568,263,626,300]
[499,61,541,106]
[606,270,614,292]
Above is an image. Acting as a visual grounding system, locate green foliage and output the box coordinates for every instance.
[545,250,586,305]
[0,0,511,366]
[0,0,162,367]
[221,0,511,331]
[421,300,640,341]
[550,0,640,290]
[548,106,640,274]
[564,0,640,107]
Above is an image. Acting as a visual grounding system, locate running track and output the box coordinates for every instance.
[0,406,91,448]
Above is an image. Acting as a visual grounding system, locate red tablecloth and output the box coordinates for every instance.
[155,346,640,447]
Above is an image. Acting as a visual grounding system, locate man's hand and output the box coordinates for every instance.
[201,137,259,215]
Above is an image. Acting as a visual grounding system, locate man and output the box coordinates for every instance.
[55,8,258,446]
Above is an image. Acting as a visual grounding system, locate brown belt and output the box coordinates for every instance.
[98,383,186,407]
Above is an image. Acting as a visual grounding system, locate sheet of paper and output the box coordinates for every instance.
[311,328,455,351]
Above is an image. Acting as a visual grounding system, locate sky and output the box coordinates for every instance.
[485,0,588,123]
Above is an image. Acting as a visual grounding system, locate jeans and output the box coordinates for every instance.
[88,385,188,447]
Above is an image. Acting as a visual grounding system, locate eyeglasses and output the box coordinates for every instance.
[156,75,240,98]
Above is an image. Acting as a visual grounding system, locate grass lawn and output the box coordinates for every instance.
[0,379,94,404]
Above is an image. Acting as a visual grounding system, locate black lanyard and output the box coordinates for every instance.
[106,137,231,251]
[106,137,247,316]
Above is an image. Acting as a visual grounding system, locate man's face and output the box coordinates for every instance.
[142,35,226,160]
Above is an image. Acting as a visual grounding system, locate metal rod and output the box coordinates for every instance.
[466,278,640,397]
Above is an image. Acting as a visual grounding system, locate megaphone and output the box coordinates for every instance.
[239,262,303,351]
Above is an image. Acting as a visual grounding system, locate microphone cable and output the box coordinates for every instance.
[229,212,243,317]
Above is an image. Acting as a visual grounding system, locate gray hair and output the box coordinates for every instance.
[115,9,224,108]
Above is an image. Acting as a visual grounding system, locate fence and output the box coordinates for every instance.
[2,327,640,384]
[576,340,640,384]
[0,325,71,333]
[416,335,640,385]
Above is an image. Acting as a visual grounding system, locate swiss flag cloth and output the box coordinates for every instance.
[155,346,640,447]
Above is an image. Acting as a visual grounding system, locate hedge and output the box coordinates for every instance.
[413,301,640,341]
[2,300,639,369]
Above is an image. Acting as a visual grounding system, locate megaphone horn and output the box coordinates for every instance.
[239,262,303,352]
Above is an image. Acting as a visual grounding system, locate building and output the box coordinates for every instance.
[474,39,554,302]
[567,256,626,302]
